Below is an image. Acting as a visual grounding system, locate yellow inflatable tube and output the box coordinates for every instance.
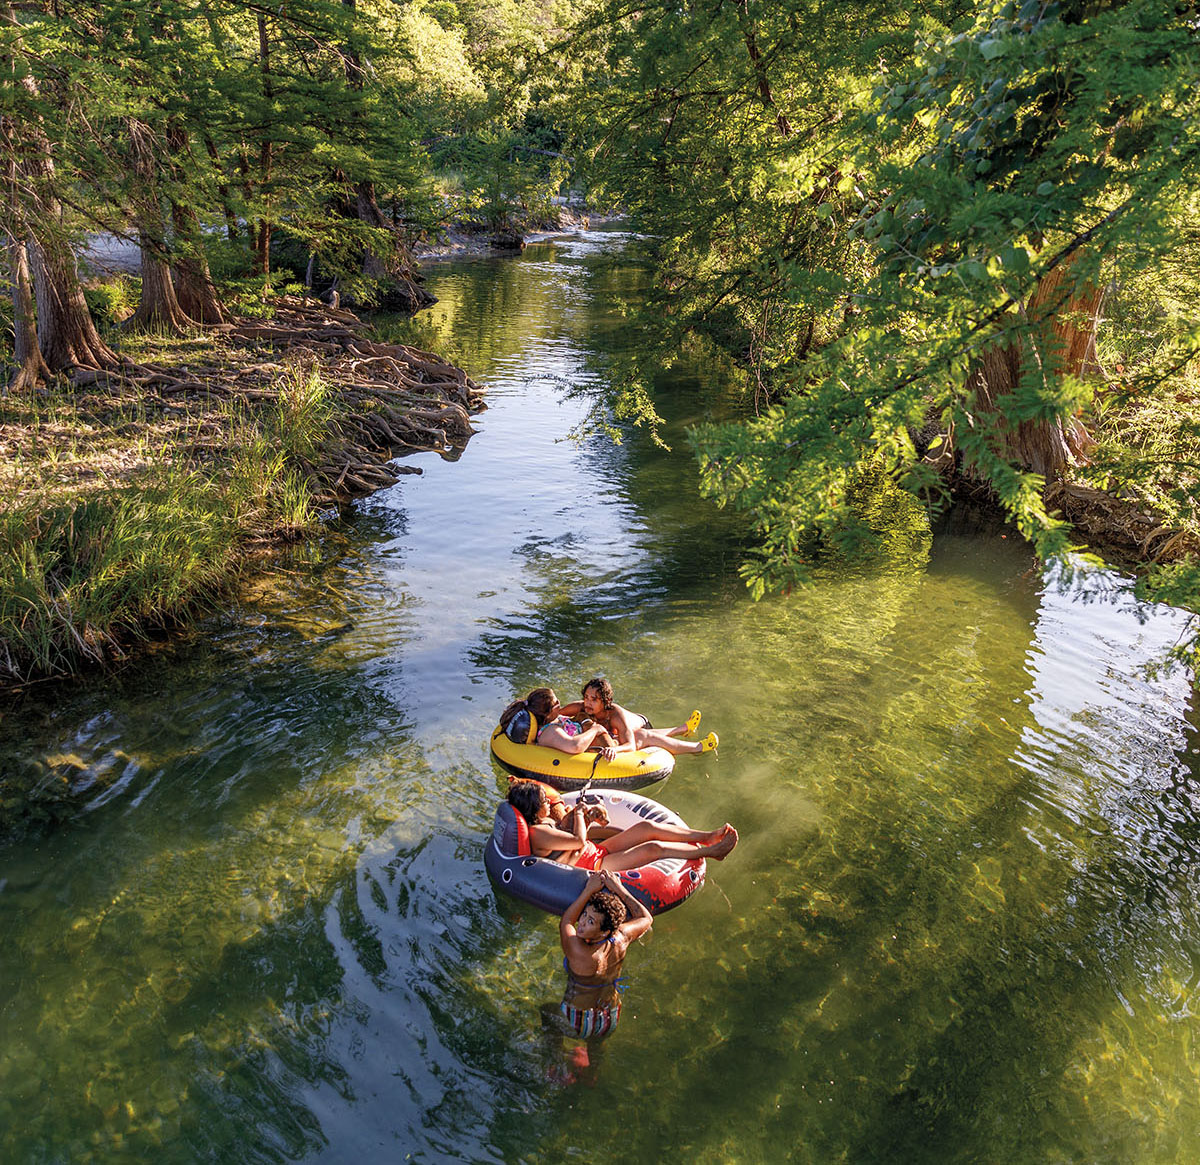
[489,724,674,792]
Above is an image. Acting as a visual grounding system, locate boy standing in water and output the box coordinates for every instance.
[542,870,652,1085]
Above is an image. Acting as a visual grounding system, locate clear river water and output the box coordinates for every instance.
[2,229,1200,1163]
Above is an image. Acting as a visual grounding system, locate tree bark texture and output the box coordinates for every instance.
[7,236,51,391]
[129,119,196,332]
[29,236,119,372]
[963,254,1102,482]
[170,205,227,325]
[168,123,226,325]
[0,57,50,389]
[2,0,117,375]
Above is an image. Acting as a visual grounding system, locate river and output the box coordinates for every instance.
[2,229,1198,1162]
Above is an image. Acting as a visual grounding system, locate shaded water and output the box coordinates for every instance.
[3,231,1199,1162]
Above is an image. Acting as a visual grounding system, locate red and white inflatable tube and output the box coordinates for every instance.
[484,787,706,916]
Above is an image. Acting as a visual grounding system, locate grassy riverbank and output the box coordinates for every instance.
[3,381,316,681]
[1,298,482,687]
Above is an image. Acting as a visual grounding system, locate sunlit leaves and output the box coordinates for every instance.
[579,0,1200,601]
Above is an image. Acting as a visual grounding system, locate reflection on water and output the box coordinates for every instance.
[1,229,1198,1162]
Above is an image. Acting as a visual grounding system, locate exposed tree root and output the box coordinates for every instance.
[915,412,1198,570]
[0,297,487,689]
[64,295,485,503]
[1045,482,1200,566]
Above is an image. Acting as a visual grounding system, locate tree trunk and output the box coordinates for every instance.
[964,253,1102,481]
[354,179,435,312]
[170,207,226,325]
[0,58,49,389]
[254,218,271,279]
[7,236,52,391]
[133,227,195,331]
[167,122,226,325]
[2,0,117,375]
[29,237,119,372]
[128,119,196,332]
[253,14,273,280]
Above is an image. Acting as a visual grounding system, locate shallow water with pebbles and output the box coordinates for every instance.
[2,230,1199,1162]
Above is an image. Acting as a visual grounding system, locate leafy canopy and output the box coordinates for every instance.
[571,0,1200,600]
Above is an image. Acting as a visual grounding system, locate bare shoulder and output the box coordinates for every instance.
[604,705,643,743]
[564,944,602,976]
[530,820,569,848]
[608,702,636,732]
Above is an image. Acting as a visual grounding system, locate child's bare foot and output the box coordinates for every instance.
[702,825,738,860]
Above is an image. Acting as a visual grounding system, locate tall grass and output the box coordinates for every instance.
[1,481,233,681]
[274,363,334,464]
[0,367,334,684]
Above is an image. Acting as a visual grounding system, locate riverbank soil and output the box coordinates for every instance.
[934,469,1200,578]
[1,297,484,686]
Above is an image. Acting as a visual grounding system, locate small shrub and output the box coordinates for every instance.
[84,276,140,329]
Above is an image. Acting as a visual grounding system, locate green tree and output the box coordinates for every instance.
[573,0,961,375]
[575,0,1200,603]
[1,2,120,378]
[392,0,575,244]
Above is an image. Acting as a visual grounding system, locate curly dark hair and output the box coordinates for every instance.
[582,677,614,709]
[588,889,626,934]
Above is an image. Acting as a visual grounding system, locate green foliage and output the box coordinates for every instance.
[0,444,320,684]
[565,371,666,448]
[575,0,1200,612]
[428,130,571,236]
[0,481,237,681]
[388,0,578,237]
[571,0,940,361]
[692,405,934,597]
[563,0,969,591]
[836,461,934,565]
[1135,560,1200,674]
[0,354,335,683]
[0,0,576,682]
[0,0,514,326]
[219,277,290,320]
[273,365,335,465]
[83,277,140,330]
[1081,195,1200,546]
